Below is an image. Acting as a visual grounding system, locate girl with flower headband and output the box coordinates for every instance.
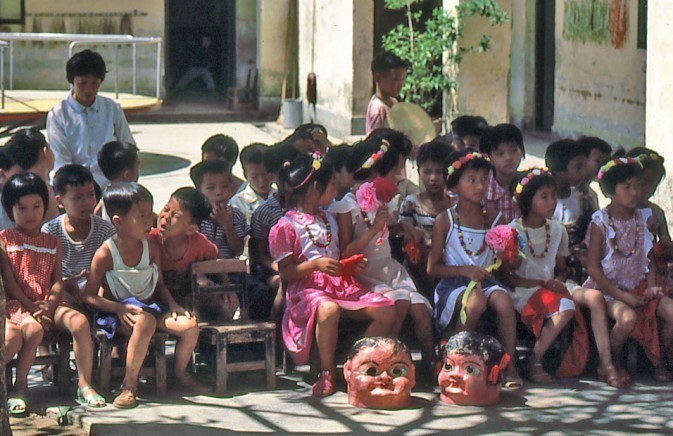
[505,169,611,386]
[427,150,522,390]
[330,138,435,378]
[584,156,673,382]
[269,152,395,397]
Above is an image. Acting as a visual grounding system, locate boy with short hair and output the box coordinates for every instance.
[366,51,408,134]
[3,128,60,223]
[96,141,140,220]
[479,123,525,223]
[451,115,488,150]
[229,143,275,224]
[325,144,354,201]
[190,159,249,259]
[577,136,612,211]
[200,134,244,192]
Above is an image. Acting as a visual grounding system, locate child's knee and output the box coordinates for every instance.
[616,310,637,332]
[316,301,341,322]
[135,312,157,332]
[68,313,91,337]
[23,321,44,341]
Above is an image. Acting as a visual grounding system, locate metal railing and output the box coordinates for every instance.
[0,32,162,101]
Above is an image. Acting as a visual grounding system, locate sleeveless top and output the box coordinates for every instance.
[104,238,159,301]
[443,207,502,269]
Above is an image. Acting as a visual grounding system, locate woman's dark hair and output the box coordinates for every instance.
[278,153,333,209]
[2,172,50,221]
[170,187,212,225]
[511,169,557,218]
[66,49,107,83]
[365,128,413,158]
[598,161,643,197]
[53,164,95,196]
[103,182,153,218]
[350,137,402,182]
[445,150,492,189]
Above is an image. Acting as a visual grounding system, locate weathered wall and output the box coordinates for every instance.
[647,1,673,229]
[297,0,373,136]
[508,0,536,129]
[3,0,164,96]
[553,0,645,147]
[457,0,513,125]
[235,0,257,89]
[258,0,294,113]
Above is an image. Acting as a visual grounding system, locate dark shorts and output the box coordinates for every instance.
[95,297,165,339]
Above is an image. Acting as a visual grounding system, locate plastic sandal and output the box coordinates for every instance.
[76,385,106,408]
[597,366,627,388]
[312,370,336,398]
[7,390,27,416]
[503,375,524,391]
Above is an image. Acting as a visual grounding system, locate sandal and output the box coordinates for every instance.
[653,365,673,382]
[503,374,524,391]
[528,362,553,385]
[616,367,632,384]
[76,385,106,408]
[7,390,27,416]
[597,365,627,388]
[312,370,336,398]
[112,386,137,409]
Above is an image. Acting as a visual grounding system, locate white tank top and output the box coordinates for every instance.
[104,238,159,302]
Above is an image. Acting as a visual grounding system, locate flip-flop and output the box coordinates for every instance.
[503,375,524,391]
[7,390,27,416]
[76,385,106,408]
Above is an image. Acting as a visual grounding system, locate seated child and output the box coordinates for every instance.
[190,159,249,259]
[400,139,452,300]
[365,128,419,202]
[200,134,245,192]
[577,136,612,211]
[325,144,354,201]
[150,187,239,320]
[1,173,105,413]
[366,51,408,135]
[83,182,203,408]
[479,124,525,223]
[290,123,331,154]
[0,147,17,231]
[427,150,522,390]
[451,115,488,151]
[229,143,275,224]
[3,129,60,222]
[96,141,140,219]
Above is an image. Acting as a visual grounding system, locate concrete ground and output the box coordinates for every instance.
[13,121,639,435]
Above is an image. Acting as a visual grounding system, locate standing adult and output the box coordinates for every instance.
[47,49,135,189]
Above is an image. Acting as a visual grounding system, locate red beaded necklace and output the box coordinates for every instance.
[523,220,551,259]
[454,204,488,257]
[607,211,639,258]
[303,211,333,248]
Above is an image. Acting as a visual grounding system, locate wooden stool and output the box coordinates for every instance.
[97,331,168,395]
[6,331,72,395]
[199,322,276,395]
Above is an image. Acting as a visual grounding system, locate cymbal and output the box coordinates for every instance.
[386,102,436,147]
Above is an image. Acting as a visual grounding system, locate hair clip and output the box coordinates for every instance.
[361,139,390,169]
[283,161,291,168]
[290,151,324,190]
[596,157,641,181]
[514,167,550,200]
[637,152,663,163]
[447,152,490,178]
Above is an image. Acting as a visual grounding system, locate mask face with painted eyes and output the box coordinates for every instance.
[343,340,415,409]
[438,353,500,406]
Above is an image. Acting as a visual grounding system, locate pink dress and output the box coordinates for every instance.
[269,210,393,365]
[1,228,59,326]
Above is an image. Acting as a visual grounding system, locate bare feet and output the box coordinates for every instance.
[175,373,211,394]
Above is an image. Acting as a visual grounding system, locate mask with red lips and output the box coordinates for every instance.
[438,331,509,406]
[343,337,415,409]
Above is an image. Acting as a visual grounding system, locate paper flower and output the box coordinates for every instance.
[356,182,379,213]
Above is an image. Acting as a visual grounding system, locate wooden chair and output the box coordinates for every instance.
[191,258,276,395]
[96,331,168,396]
[6,331,72,395]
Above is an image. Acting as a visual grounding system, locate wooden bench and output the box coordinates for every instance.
[192,259,276,395]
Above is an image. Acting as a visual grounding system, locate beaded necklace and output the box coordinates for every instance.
[454,204,488,257]
[301,211,333,248]
[523,219,551,259]
[607,211,639,258]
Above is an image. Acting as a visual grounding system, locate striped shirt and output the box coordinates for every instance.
[199,206,249,259]
[251,193,283,241]
[42,214,116,278]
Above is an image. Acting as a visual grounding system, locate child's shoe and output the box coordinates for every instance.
[312,370,336,397]
[113,386,137,409]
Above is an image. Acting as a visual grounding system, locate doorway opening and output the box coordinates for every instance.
[535,0,555,131]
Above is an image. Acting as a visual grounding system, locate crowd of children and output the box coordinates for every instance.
[1,48,673,416]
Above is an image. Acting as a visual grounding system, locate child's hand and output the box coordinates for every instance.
[313,257,342,276]
[352,257,368,276]
[463,266,492,282]
[543,279,568,294]
[170,304,193,320]
[116,304,143,328]
[372,205,389,232]
[621,292,646,308]
[211,202,235,228]
[33,301,54,330]
[196,277,215,287]
[643,286,664,301]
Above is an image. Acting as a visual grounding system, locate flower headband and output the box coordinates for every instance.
[637,152,663,164]
[361,139,390,169]
[514,168,550,200]
[596,156,642,181]
[447,152,490,179]
[290,151,324,189]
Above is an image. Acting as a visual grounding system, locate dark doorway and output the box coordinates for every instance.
[535,0,555,131]
[165,0,236,98]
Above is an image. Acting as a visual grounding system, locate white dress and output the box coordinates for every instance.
[329,193,431,309]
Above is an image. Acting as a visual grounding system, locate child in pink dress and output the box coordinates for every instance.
[269,152,395,397]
